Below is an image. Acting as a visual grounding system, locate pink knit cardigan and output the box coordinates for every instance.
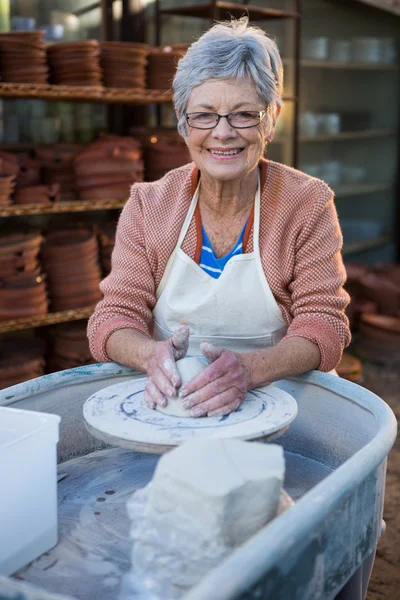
[88,158,351,372]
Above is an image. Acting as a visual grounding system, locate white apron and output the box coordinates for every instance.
[152,179,288,356]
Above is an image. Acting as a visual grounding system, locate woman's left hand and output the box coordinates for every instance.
[179,341,250,417]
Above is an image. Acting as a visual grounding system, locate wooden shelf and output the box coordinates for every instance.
[300,128,397,143]
[0,83,173,104]
[160,2,299,20]
[0,199,126,217]
[335,183,392,197]
[0,306,95,334]
[343,235,392,256]
[301,59,399,70]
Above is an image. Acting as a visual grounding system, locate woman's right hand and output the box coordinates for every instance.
[144,323,190,409]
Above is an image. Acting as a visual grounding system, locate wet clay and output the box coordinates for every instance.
[156,356,207,418]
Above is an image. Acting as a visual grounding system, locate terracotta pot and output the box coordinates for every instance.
[17,159,42,187]
[14,184,60,205]
[0,271,44,288]
[51,291,101,311]
[76,147,141,165]
[336,352,362,381]
[47,40,99,52]
[0,152,20,177]
[43,228,96,251]
[360,313,400,334]
[0,257,40,278]
[0,233,43,257]
[79,183,134,200]
[52,321,88,337]
[75,157,143,179]
[0,303,48,320]
[45,262,101,282]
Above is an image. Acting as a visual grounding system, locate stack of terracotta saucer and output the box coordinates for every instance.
[0,173,16,205]
[17,157,42,187]
[147,44,188,90]
[47,321,96,372]
[145,133,190,181]
[36,146,77,202]
[336,352,363,383]
[98,222,116,275]
[41,229,102,311]
[0,31,48,83]
[358,313,400,365]
[100,42,150,89]
[0,233,47,321]
[0,335,45,389]
[47,41,102,87]
[74,134,143,200]
[14,184,60,205]
[0,152,20,205]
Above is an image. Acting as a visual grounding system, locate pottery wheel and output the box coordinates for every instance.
[83,376,298,454]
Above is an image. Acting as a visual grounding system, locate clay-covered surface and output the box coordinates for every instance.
[365,363,400,600]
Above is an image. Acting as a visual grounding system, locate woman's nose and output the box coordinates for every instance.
[211,116,237,140]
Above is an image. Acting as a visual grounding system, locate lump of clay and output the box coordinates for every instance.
[126,440,285,597]
[148,439,285,547]
[156,356,208,418]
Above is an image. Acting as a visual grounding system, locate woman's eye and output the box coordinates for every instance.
[193,113,214,121]
[236,112,255,119]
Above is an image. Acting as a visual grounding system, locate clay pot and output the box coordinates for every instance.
[0,32,48,83]
[47,42,102,86]
[147,45,188,90]
[50,289,102,311]
[17,159,42,187]
[360,273,400,316]
[0,233,43,257]
[0,152,20,177]
[358,313,400,364]
[336,352,362,382]
[78,182,134,200]
[0,271,44,288]
[42,229,97,254]
[75,157,143,178]
[14,184,60,205]
[347,296,378,332]
[0,302,48,320]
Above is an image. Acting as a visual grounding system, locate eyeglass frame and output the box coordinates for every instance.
[185,107,270,130]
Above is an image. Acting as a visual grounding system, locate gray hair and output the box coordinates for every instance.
[173,17,283,137]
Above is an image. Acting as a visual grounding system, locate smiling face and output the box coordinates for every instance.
[184,77,269,184]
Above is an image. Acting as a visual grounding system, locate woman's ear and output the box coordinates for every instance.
[266,105,282,142]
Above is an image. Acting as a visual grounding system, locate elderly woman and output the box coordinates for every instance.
[88,18,351,417]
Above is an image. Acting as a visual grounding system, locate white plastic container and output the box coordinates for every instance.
[0,407,60,576]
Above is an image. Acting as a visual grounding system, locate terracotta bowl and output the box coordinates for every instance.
[42,229,97,252]
[0,303,48,321]
[14,184,60,205]
[79,183,134,200]
[336,352,362,382]
[0,233,43,257]
[50,291,102,312]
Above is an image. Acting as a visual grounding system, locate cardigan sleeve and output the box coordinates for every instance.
[87,184,156,362]
[280,187,351,371]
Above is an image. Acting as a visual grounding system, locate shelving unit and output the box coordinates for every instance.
[0,83,172,104]
[0,306,95,334]
[299,0,400,261]
[301,59,399,70]
[299,128,397,143]
[343,235,392,256]
[0,199,126,217]
[157,1,299,20]
[335,183,392,197]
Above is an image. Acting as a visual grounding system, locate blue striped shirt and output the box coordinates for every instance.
[199,222,246,279]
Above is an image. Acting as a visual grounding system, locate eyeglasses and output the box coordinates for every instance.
[185,108,269,130]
